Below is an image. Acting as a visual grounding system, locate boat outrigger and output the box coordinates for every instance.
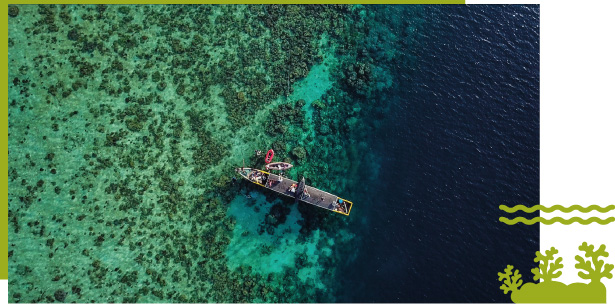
[235,167,353,216]
[265,162,293,171]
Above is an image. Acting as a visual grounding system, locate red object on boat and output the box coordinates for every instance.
[265,149,275,163]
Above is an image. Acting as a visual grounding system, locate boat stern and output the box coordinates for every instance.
[335,198,353,216]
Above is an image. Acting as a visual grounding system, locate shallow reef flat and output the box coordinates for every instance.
[8,4,416,302]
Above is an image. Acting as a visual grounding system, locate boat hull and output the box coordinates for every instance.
[235,167,353,216]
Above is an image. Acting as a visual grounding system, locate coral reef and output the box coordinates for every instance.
[8,4,404,303]
[9,5,20,17]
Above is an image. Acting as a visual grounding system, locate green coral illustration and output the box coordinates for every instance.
[499,265,524,294]
[499,243,613,303]
[531,247,563,282]
[575,242,614,283]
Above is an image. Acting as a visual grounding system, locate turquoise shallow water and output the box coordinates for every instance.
[225,191,336,286]
[8,4,403,303]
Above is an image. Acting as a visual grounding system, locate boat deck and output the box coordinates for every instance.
[237,168,351,215]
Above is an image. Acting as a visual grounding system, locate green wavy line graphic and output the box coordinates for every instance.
[499,216,615,225]
[499,204,615,213]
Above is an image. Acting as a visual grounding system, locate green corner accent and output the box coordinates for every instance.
[499,216,615,225]
[500,204,615,213]
[499,244,613,303]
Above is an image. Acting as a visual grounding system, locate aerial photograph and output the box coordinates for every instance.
[7,4,539,303]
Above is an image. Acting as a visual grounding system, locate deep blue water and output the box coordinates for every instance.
[341,5,539,302]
